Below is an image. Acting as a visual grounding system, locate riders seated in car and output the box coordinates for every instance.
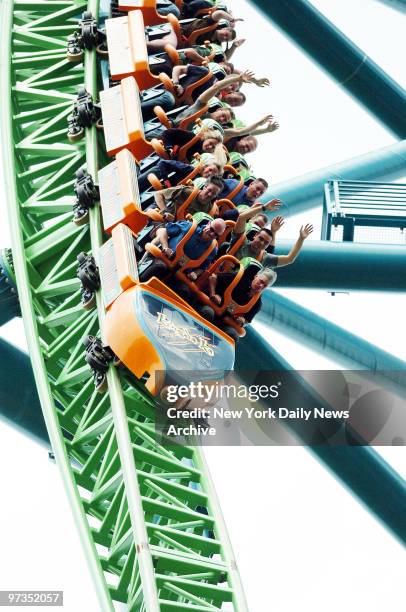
[145,10,239,53]
[138,216,227,282]
[232,219,313,269]
[159,125,223,161]
[219,176,269,206]
[152,175,224,220]
[137,153,224,192]
[173,69,269,127]
[208,264,277,339]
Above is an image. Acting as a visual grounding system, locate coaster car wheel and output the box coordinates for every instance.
[96,43,109,58]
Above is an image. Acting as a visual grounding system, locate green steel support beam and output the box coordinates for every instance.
[2,0,249,608]
[273,240,406,291]
[236,328,406,546]
[252,0,406,137]
[1,1,114,609]
[265,140,406,217]
[257,290,406,394]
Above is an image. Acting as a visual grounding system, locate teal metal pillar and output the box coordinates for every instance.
[252,0,406,137]
[0,249,20,326]
[273,240,406,291]
[376,0,406,13]
[0,250,45,444]
[257,289,406,392]
[236,327,406,545]
[0,338,48,446]
[265,140,406,217]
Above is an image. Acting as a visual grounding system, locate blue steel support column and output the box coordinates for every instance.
[0,338,48,446]
[264,140,406,217]
[375,0,406,13]
[273,240,406,291]
[236,327,406,545]
[252,0,406,137]
[0,249,20,326]
[256,290,406,393]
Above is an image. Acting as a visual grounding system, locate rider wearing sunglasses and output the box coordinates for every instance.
[138,217,227,284]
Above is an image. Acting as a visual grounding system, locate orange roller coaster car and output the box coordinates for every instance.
[98,148,162,233]
[98,224,235,395]
[100,77,154,160]
[118,0,168,26]
[106,10,161,88]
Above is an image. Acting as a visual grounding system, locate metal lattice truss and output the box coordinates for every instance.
[1,0,248,609]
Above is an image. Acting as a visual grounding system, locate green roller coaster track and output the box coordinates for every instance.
[0,1,248,609]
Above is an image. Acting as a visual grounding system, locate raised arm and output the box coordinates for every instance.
[249,76,270,88]
[224,38,246,60]
[234,199,281,235]
[270,216,284,248]
[211,9,237,22]
[250,118,280,137]
[196,70,252,105]
[276,224,313,267]
[224,114,275,140]
[172,73,247,127]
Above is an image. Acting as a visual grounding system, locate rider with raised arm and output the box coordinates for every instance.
[173,69,270,125]
[152,176,224,220]
[207,224,314,339]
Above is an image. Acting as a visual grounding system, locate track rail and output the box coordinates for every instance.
[1,1,248,609]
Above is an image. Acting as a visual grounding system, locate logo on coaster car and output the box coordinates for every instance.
[136,290,235,373]
[156,312,215,356]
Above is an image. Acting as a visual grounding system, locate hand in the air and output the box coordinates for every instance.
[239,69,255,84]
[271,216,284,233]
[233,38,246,48]
[264,198,282,212]
[266,119,279,132]
[255,77,271,88]
[260,113,274,124]
[300,224,314,240]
